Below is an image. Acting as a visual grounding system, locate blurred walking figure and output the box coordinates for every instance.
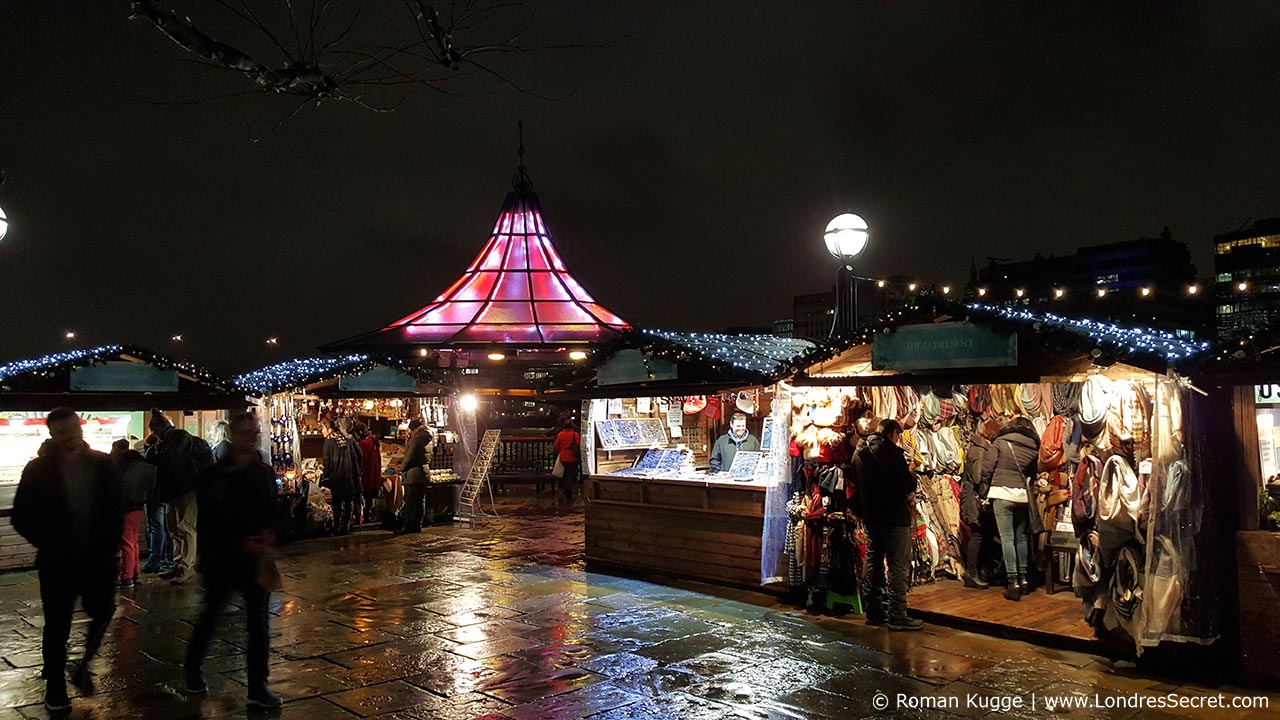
[13,408,123,713]
[183,411,281,708]
[111,439,156,589]
[397,419,433,534]
[320,421,362,535]
[145,409,213,585]
[553,419,581,502]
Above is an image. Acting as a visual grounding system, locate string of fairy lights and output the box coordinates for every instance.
[641,330,820,378]
[968,304,1210,362]
[841,279,1224,301]
[0,344,239,391]
[232,354,451,395]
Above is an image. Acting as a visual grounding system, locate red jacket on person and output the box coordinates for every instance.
[358,436,381,493]
[553,429,581,463]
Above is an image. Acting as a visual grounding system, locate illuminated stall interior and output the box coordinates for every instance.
[786,296,1224,657]
[0,345,247,569]
[579,331,819,587]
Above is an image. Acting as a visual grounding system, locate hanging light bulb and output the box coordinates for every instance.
[1097,288,1108,298]
[1015,289,1025,298]
[1238,281,1249,292]
[1187,284,1199,295]
[977,288,987,297]
[1054,288,1065,299]
[876,280,886,288]
[1140,287,1152,297]
[908,283,918,292]
[941,285,951,295]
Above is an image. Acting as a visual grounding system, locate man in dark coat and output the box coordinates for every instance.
[145,409,214,585]
[183,411,280,708]
[13,408,123,712]
[321,421,362,535]
[396,420,433,534]
[851,419,923,631]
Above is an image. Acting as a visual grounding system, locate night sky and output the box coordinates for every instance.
[2,2,1279,374]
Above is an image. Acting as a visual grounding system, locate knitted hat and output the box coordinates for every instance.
[147,408,171,432]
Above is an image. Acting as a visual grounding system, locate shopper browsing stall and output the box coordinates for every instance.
[853,419,924,631]
[397,420,434,534]
[981,415,1041,602]
[320,421,362,535]
[709,412,761,473]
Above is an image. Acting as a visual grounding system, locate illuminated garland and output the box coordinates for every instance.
[638,329,822,382]
[233,355,449,395]
[967,304,1209,361]
[0,344,240,392]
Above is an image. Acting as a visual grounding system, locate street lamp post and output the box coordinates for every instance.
[824,213,869,339]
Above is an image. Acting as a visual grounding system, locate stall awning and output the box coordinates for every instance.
[323,188,631,353]
[0,344,247,410]
[800,295,1212,385]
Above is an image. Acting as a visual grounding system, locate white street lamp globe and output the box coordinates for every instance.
[0,206,7,243]
[824,213,868,261]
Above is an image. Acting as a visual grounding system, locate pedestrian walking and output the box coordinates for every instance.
[354,422,382,525]
[183,411,281,709]
[13,408,124,712]
[397,420,433,534]
[110,439,156,589]
[852,419,924,631]
[552,419,582,502]
[145,409,214,585]
[320,420,362,535]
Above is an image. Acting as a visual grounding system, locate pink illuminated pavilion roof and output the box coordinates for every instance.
[324,190,631,351]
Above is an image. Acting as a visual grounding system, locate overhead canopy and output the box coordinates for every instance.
[324,189,631,353]
[800,295,1212,385]
[0,345,247,411]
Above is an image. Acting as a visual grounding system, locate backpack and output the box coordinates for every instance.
[149,429,214,501]
[1039,416,1068,470]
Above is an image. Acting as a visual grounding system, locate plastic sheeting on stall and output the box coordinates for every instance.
[1135,375,1221,652]
[761,385,792,586]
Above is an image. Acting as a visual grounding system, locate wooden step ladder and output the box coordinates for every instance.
[455,429,501,525]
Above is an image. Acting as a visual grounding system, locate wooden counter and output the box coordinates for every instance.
[585,474,767,588]
[1237,531,1280,685]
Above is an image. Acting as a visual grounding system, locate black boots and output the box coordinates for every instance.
[1004,576,1022,602]
[1019,576,1030,596]
[963,573,989,590]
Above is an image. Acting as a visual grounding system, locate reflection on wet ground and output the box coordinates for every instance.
[0,489,1273,719]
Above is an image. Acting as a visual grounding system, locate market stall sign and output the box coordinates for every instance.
[872,322,1017,371]
[70,362,179,392]
[1254,384,1280,406]
[338,367,417,393]
[597,349,677,386]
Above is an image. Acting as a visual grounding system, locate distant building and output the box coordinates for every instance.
[772,318,794,337]
[1214,217,1280,339]
[971,228,1208,335]
[790,276,910,341]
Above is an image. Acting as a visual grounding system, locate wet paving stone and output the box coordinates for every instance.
[439,606,524,627]
[578,652,660,678]
[499,681,644,720]
[610,665,703,697]
[325,679,441,717]
[480,665,605,704]
[587,691,746,720]
[451,634,542,660]
[435,619,539,644]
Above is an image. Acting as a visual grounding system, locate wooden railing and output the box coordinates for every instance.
[491,435,556,479]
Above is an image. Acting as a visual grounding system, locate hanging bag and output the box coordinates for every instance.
[552,458,565,478]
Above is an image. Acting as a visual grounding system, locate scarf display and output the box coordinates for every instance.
[1098,454,1143,541]
[1052,382,1083,417]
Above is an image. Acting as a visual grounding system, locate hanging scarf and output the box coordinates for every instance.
[919,392,942,429]
[1098,454,1143,541]
[1053,383,1083,417]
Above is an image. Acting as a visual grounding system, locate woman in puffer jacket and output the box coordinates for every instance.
[960,419,1004,589]
[980,415,1040,601]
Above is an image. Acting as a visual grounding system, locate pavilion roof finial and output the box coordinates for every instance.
[512,120,533,192]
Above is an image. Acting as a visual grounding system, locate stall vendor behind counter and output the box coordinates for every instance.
[709,413,761,473]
